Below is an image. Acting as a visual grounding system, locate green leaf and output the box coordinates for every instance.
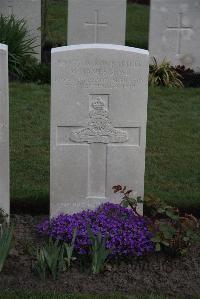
[0,224,14,272]
[151,235,161,243]
[183,236,190,242]
[165,210,179,220]
[155,243,161,251]
[159,223,176,239]
[161,240,170,246]
[64,228,77,268]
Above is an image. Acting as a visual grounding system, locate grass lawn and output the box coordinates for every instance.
[10,83,50,212]
[47,1,149,49]
[146,87,200,210]
[10,83,200,211]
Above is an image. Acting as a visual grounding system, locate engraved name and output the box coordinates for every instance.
[54,58,146,89]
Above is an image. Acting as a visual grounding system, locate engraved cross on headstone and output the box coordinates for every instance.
[57,95,140,203]
[84,10,108,43]
[69,96,128,200]
[166,12,193,55]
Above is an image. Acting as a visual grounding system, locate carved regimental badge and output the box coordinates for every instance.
[70,97,128,144]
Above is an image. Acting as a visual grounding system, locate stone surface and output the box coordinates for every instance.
[51,44,149,217]
[0,44,9,216]
[0,0,41,60]
[149,0,200,71]
[67,0,127,45]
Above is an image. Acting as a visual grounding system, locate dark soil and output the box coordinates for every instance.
[0,215,200,298]
[128,0,150,5]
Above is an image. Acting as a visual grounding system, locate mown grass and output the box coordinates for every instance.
[10,83,50,211]
[10,83,200,211]
[46,1,149,49]
[47,0,68,45]
[126,3,149,49]
[146,87,200,210]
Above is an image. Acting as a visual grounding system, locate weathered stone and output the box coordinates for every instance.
[0,0,41,60]
[51,44,149,217]
[68,0,127,45]
[149,0,200,71]
[0,44,9,216]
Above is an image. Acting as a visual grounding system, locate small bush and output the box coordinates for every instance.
[149,57,184,87]
[113,185,200,256]
[0,14,36,79]
[19,56,50,84]
[38,203,154,257]
[145,195,200,255]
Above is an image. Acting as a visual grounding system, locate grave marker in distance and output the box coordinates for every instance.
[0,0,41,61]
[149,0,200,71]
[68,0,127,45]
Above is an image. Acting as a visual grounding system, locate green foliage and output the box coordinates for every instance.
[0,14,36,78]
[20,56,50,84]
[112,185,143,216]
[0,209,8,225]
[35,239,65,280]
[35,233,77,280]
[149,58,184,87]
[113,184,199,255]
[35,247,46,281]
[64,228,77,268]
[145,196,200,255]
[0,224,14,272]
[42,238,65,280]
[88,227,110,275]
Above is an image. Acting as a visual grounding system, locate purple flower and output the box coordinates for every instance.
[38,203,154,257]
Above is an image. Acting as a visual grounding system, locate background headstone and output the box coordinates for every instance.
[0,44,9,216]
[67,0,127,45]
[0,0,41,61]
[149,0,200,72]
[51,44,149,217]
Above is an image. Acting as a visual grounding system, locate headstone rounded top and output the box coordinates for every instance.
[52,44,149,56]
[0,43,8,50]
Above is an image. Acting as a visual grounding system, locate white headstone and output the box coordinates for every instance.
[0,44,9,216]
[51,44,149,217]
[0,0,41,61]
[67,0,127,45]
[149,0,200,71]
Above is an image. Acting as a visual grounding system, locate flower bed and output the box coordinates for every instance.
[38,203,154,257]
[0,214,199,297]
